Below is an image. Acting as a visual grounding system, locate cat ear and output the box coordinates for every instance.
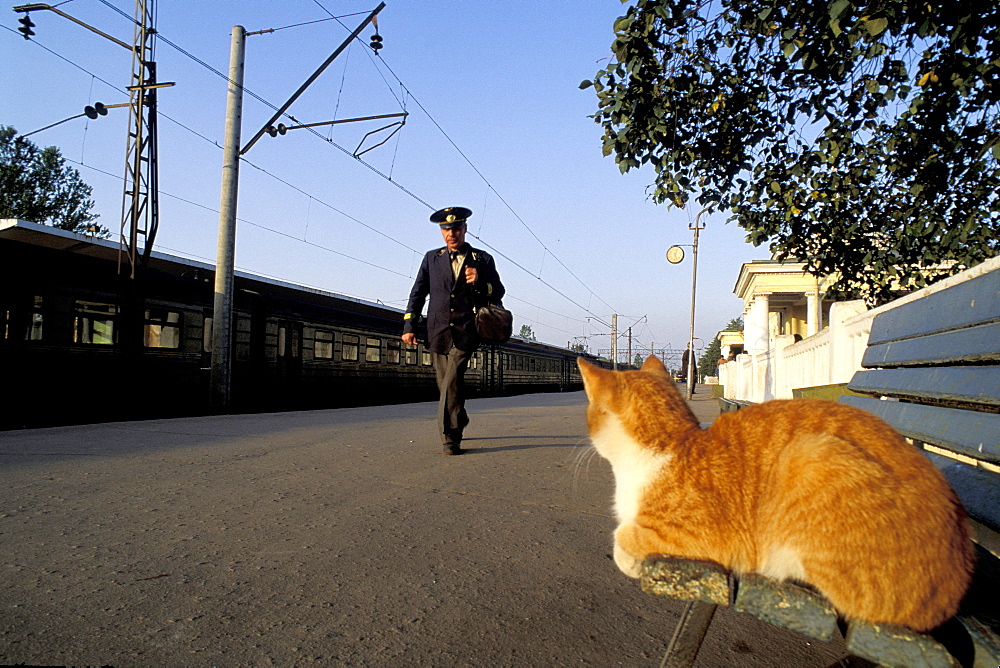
[640,355,670,378]
[577,357,609,396]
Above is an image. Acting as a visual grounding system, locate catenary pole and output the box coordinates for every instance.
[210,25,246,411]
[611,314,618,370]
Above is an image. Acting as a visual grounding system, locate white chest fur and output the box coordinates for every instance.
[589,415,670,523]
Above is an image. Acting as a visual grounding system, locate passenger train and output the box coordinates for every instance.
[0,219,609,430]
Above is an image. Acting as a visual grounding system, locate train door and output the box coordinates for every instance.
[561,357,571,391]
[276,321,303,386]
[494,347,505,394]
[481,343,500,395]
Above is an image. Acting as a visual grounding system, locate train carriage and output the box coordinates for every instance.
[1,219,606,430]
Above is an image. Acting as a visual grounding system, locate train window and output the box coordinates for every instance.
[203,317,212,352]
[3,296,43,342]
[144,309,181,348]
[315,330,333,359]
[276,326,301,358]
[387,339,401,364]
[73,301,115,345]
[28,295,42,341]
[365,337,381,363]
[342,334,359,361]
[421,350,432,366]
[404,344,417,365]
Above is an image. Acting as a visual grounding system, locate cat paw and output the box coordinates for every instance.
[614,543,644,578]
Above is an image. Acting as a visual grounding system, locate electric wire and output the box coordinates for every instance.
[313,0,619,316]
[148,15,617,322]
[6,14,622,338]
[66,156,578,336]
[63,156,413,279]
[90,2,617,319]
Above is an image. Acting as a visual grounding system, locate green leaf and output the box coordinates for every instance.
[579,80,593,90]
[865,17,888,37]
[829,0,850,20]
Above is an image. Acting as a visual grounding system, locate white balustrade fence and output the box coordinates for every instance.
[718,256,1000,403]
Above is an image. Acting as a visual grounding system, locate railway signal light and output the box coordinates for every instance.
[18,14,36,39]
[84,102,108,119]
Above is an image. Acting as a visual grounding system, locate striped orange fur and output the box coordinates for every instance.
[578,355,973,632]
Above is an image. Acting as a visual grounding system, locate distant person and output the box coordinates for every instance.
[681,343,696,394]
[401,207,505,455]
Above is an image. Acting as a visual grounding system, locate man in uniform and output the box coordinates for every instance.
[401,207,505,455]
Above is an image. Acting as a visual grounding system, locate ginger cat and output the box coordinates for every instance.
[578,355,973,632]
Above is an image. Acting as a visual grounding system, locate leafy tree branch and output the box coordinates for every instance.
[582,0,1000,304]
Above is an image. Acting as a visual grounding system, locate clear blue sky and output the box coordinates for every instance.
[1,0,769,360]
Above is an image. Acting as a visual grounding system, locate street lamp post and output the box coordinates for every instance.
[667,208,708,400]
[686,208,707,400]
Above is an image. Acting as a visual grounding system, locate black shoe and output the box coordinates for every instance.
[443,443,464,455]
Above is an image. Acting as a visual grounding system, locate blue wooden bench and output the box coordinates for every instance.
[642,264,1000,667]
[839,264,1000,667]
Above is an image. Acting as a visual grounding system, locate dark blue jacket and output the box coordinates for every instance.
[403,244,505,354]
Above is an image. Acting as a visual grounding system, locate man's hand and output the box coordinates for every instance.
[465,266,478,285]
[401,332,417,346]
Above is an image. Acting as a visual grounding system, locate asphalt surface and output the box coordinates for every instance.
[1,388,858,666]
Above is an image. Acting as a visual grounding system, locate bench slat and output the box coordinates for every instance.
[733,573,838,643]
[839,396,1000,464]
[861,321,1000,368]
[867,270,1000,345]
[845,621,957,668]
[847,367,1000,408]
[923,452,1000,537]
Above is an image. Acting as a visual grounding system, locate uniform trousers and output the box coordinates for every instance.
[432,346,474,445]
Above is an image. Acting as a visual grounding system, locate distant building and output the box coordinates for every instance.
[717,258,839,357]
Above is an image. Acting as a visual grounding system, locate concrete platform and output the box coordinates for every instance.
[0,389,858,666]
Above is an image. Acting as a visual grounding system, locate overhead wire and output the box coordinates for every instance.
[152,6,619,325]
[3,24,421,270]
[312,0,620,318]
[91,0,619,319]
[8,7,621,335]
[62,156,413,279]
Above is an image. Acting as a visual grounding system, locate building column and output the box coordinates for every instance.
[745,293,770,355]
[806,291,820,337]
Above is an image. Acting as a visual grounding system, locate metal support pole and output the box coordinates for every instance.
[210,25,246,411]
[660,600,718,668]
[611,313,618,370]
[687,209,707,400]
[240,2,385,155]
